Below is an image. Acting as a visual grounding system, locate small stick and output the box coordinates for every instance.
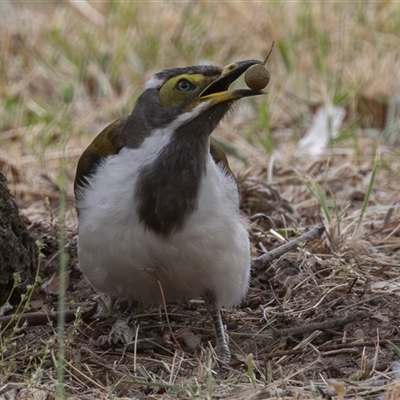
[263,40,275,65]
[258,340,399,366]
[0,303,98,331]
[157,280,186,355]
[278,311,367,337]
[260,339,400,360]
[251,225,325,270]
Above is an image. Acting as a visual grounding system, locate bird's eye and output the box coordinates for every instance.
[177,79,195,92]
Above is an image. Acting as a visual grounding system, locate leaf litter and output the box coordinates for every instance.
[1,133,400,400]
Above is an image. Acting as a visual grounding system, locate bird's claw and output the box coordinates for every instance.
[96,318,135,347]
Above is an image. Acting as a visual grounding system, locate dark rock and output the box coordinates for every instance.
[0,172,37,304]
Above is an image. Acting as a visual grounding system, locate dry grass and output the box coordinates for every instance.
[1,1,400,399]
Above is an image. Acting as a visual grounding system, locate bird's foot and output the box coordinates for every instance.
[96,317,135,347]
[215,337,231,364]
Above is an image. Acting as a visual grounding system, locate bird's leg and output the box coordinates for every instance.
[95,295,118,316]
[205,298,230,363]
[96,300,137,347]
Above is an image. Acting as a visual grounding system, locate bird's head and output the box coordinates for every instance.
[120,59,265,147]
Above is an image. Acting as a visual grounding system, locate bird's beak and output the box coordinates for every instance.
[198,59,265,107]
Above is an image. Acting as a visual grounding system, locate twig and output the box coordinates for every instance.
[260,339,400,360]
[319,348,360,356]
[251,226,325,270]
[157,280,186,355]
[278,311,367,337]
[319,339,400,352]
[263,41,275,64]
[371,328,380,375]
[0,303,97,330]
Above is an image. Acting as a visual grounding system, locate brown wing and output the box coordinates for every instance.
[74,117,127,200]
[209,136,237,183]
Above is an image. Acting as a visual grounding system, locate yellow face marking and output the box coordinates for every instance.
[159,73,219,108]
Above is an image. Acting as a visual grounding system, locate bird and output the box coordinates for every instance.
[74,59,264,363]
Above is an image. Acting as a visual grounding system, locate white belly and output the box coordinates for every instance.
[76,146,250,308]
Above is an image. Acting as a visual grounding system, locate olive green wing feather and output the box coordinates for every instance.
[209,136,237,183]
[74,116,127,199]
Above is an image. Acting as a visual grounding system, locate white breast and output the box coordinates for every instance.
[76,134,250,308]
